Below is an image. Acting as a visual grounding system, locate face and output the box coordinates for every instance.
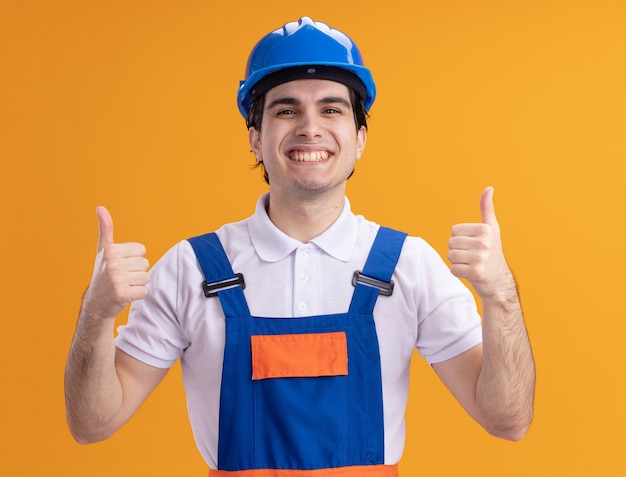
[249,79,367,201]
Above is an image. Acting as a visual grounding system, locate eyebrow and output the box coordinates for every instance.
[266,96,352,111]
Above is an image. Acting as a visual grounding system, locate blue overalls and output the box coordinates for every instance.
[188,227,406,477]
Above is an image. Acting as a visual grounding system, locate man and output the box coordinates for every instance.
[65,17,535,476]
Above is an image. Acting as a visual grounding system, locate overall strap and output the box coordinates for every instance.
[187,233,250,317]
[349,227,407,315]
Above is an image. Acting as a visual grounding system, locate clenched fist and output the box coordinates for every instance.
[82,206,150,320]
[447,187,515,301]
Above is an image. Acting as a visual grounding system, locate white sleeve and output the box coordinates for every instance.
[411,238,483,364]
[115,242,190,369]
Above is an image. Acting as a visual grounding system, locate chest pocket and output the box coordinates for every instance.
[251,331,348,380]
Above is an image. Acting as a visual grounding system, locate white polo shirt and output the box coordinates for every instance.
[116,193,482,468]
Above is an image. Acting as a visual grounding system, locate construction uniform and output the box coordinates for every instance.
[116,193,483,474]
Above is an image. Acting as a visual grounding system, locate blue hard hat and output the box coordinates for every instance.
[237,17,376,119]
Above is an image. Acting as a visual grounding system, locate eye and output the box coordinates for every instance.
[323,108,341,115]
[276,109,295,116]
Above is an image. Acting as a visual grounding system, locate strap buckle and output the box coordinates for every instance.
[352,271,394,297]
[202,273,246,298]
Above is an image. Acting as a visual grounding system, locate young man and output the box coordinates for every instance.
[65,17,535,476]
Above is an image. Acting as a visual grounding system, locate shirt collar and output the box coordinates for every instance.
[249,193,358,263]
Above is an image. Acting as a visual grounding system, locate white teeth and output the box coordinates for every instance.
[289,150,330,162]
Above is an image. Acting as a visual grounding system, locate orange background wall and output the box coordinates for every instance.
[1,1,625,475]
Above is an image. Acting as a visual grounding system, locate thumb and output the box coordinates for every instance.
[96,206,114,253]
[480,186,499,228]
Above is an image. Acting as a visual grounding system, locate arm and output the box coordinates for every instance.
[64,206,167,444]
[433,187,535,441]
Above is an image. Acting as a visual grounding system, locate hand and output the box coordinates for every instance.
[447,187,514,301]
[82,206,150,319]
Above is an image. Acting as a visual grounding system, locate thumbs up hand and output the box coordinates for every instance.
[447,187,514,301]
[83,206,150,320]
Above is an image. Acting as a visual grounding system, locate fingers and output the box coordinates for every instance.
[99,242,150,302]
[105,256,150,301]
[450,222,490,238]
[447,231,491,282]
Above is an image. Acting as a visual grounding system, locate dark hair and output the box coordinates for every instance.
[247,87,369,184]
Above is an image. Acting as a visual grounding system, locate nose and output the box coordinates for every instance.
[294,110,323,138]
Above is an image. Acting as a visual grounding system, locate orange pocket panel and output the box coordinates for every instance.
[251,332,348,380]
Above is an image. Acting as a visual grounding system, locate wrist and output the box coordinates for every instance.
[80,286,123,323]
[480,273,521,311]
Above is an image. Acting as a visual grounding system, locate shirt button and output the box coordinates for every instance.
[300,250,309,259]
[301,274,309,282]
[298,303,308,311]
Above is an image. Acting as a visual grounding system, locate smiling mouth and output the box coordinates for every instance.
[288,150,330,162]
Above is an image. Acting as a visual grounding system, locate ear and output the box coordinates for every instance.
[356,126,367,160]
[248,127,262,160]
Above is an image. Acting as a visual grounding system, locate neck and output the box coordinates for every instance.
[266,190,345,243]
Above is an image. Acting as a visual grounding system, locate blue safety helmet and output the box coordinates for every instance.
[237,17,376,119]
